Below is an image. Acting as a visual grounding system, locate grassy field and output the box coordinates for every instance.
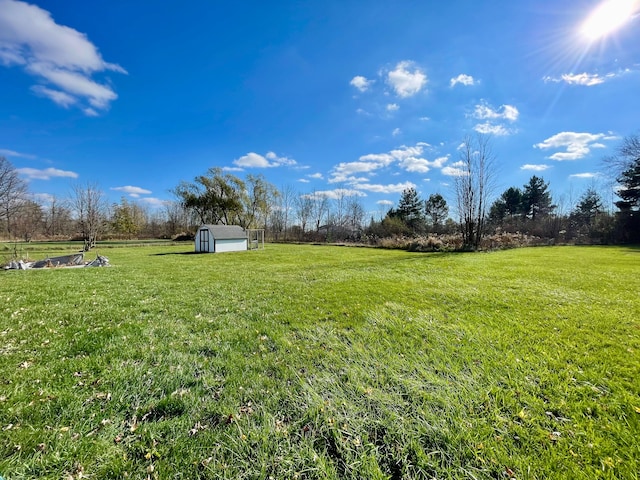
[0,244,638,479]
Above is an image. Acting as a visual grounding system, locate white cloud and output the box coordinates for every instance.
[30,192,54,204]
[329,161,383,183]
[543,72,614,86]
[356,108,371,116]
[111,185,152,197]
[0,148,35,158]
[359,153,395,164]
[473,102,519,121]
[302,189,366,201]
[386,103,399,111]
[398,157,431,173]
[298,178,310,183]
[389,145,424,160]
[450,74,475,87]
[16,166,78,180]
[30,85,76,107]
[387,61,427,98]
[419,116,430,121]
[27,62,118,109]
[0,0,126,114]
[430,155,449,168]
[569,172,598,179]
[140,197,169,208]
[233,151,297,168]
[352,181,416,194]
[308,173,324,179]
[330,144,452,183]
[392,128,402,137]
[222,166,244,172]
[521,164,550,171]
[474,123,510,136]
[350,75,372,92]
[441,166,468,177]
[471,101,518,136]
[235,152,270,168]
[377,199,394,206]
[534,131,617,161]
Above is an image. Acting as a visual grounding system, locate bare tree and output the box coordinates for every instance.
[164,201,190,236]
[280,184,296,240]
[310,191,329,232]
[346,195,366,233]
[244,174,278,229]
[0,156,28,237]
[454,134,497,250]
[70,182,107,251]
[11,200,43,242]
[43,195,74,238]
[294,194,313,236]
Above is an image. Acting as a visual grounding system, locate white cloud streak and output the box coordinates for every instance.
[140,197,169,208]
[534,132,616,161]
[543,72,613,86]
[474,123,510,136]
[0,148,35,158]
[111,186,152,197]
[330,145,452,184]
[233,151,297,169]
[0,0,126,114]
[521,164,550,171]
[352,181,416,194]
[302,189,366,200]
[16,166,78,180]
[569,172,598,179]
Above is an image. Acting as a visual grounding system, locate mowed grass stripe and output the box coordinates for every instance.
[1,244,638,479]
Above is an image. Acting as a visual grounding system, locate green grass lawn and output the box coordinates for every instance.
[1,244,638,479]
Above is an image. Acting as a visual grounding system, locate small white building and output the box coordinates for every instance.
[195,225,248,253]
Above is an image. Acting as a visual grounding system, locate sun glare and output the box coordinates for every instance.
[580,0,639,40]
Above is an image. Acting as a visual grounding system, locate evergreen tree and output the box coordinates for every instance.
[612,135,640,241]
[396,187,425,233]
[489,187,523,224]
[522,176,555,220]
[424,193,448,231]
[615,158,640,213]
[572,188,603,225]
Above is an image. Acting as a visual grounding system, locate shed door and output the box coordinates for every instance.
[199,229,211,252]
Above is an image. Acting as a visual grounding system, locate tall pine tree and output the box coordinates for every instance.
[522,176,554,220]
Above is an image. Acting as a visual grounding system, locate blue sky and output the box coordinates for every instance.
[1,0,639,216]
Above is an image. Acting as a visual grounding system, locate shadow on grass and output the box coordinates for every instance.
[151,251,201,256]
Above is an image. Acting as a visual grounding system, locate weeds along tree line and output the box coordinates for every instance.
[1,134,639,250]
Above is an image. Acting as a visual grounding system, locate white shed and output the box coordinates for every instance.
[195,225,248,253]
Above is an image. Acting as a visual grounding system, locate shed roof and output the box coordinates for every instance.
[200,224,246,239]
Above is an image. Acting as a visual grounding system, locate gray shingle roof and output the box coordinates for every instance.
[201,225,246,239]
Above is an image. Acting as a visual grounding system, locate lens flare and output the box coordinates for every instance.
[580,0,639,40]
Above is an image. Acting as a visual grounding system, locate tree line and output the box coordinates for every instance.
[0,132,638,249]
